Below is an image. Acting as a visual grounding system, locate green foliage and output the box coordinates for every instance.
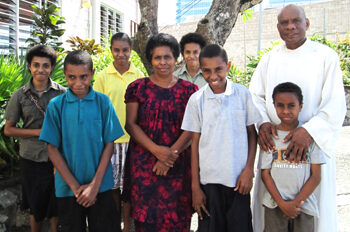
[228,41,281,87]
[91,37,114,75]
[0,55,23,164]
[26,3,66,52]
[66,36,103,55]
[241,9,253,23]
[130,51,148,77]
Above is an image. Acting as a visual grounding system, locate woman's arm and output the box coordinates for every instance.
[170,130,192,154]
[125,102,177,167]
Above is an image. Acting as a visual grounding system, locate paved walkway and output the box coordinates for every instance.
[335,126,350,232]
[190,126,350,231]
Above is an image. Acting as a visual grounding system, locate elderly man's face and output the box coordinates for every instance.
[277,6,309,49]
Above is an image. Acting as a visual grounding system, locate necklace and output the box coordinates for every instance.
[35,89,46,92]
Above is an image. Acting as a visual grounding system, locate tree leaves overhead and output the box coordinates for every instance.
[26,3,65,52]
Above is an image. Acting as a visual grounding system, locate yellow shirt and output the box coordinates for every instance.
[93,62,144,143]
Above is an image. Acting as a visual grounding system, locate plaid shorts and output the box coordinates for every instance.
[111,142,129,189]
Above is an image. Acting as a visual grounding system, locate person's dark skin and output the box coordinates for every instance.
[258,5,313,163]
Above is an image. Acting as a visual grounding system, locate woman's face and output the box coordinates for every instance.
[111,40,131,67]
[28,56,53,82]
[151,46,175,78]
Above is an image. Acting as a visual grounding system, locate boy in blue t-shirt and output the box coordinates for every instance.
[261,82,325,232]
[181,44,261,232]
[40,50,124,232]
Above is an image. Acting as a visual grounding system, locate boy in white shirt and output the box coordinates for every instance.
[181,44,261,232]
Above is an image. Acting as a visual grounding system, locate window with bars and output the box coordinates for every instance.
[0,0,59,54]
[100,5,122,41]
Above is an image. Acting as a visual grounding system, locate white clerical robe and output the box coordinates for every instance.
[249,39,346,232]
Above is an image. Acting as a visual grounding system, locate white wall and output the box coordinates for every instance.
[61,0,90,49]
[60,0,140,49]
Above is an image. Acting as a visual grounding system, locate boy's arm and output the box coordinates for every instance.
[47,144,81,197]
[191,132,210,220]
[4,121,41,138]
[294,164,321,205]
[170,130,192,154]
[261,169,303,219]
[234,124,257,194]
[76,142,114,207]
[125,102,177,167]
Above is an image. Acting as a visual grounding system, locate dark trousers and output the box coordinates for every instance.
[57,190,120,232]
[198,184,253,232]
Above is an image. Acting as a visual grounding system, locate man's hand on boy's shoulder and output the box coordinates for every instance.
[76,183,98,208]
[283,127,313,164]
[192,186,210,220]
[234,167,254,195]
[258,122,277,152]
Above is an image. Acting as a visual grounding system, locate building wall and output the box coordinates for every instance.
[162,0,350,68]
[61,0,140,48]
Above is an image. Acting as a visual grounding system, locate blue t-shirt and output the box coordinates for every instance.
[40,87,124,197]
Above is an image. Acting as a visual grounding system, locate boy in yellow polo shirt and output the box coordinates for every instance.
[93,32,144,231]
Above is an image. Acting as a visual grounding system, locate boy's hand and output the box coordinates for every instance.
[152,161,169,176]
[192,186,210,220]
[76,183,98,208]
[283,127,312,164]
[279,200,304,219]
[234,167,254,195]
[152,146,178,167]
[258,122,277,152]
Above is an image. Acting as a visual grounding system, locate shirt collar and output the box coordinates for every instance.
[204,78,234,99]
[66,86,95,102]
[23,78,60,93]
[177,64,203,76]
[282,38,310,53]
[106,62,138,75]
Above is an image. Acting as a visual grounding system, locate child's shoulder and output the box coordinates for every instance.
[229,80,250,93]
[93,90,114,104]
[49,91,67,104]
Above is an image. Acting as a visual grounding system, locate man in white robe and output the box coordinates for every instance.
[249,4,346,232]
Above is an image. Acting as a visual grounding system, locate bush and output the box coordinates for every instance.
[228,41,281,87]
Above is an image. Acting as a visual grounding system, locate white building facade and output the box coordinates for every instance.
[0,0,141,54]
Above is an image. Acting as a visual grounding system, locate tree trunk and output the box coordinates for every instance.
[133,0,158,75]
[134,0,262,74]
[196,0,262,46]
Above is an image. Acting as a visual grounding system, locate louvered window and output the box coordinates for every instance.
[0,0,60,54]
[100,5,122,41]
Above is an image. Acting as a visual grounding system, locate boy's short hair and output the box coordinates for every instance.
[145,33,180,63]
[26,45,57,67]
[199,44,228,64]
[64,50,93,71]
[272,82,303,104]
[110,32,132,47]
[179,32,207,55]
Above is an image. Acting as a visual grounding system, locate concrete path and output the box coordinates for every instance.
[335,126,350,232]
[190,126,350,232]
